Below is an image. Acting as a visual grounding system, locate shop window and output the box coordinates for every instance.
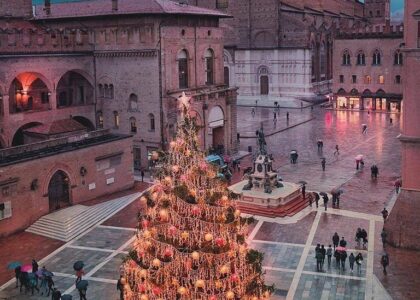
[339,75,344,83]
[130,117,137,133]
[113,111,119,128]
[372,50,381,65]
[378,75,385,84]
[352,75,357,84]
[205,49,214,85]
[342,50,351,65]
[178,50,188,89]
[395,75,401,84]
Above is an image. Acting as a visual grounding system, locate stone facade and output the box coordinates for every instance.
[0,0,237,169]
[185,0,390,106]
[385,0,420,250]
[332,23,404,112]
[0,130,134,237]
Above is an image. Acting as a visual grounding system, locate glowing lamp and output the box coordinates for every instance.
[178,286,187,295]
[204,233,213,242]
[191,251,200,260]
[152,258,161,268]
[226,291,235,299]
[140,295,148,300]
[181,231,189,239]
[139,269,147,278]
[220,265,229,274]
[195,279,205,288]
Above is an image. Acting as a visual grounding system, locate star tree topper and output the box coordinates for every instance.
[178,91,191,111]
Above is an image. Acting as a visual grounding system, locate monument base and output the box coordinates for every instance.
[229,180,311,218]
[385,189,420,250]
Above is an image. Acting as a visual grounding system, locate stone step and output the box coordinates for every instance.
[26,194,139,242]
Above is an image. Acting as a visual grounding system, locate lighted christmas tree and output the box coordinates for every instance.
[121,93,272,300]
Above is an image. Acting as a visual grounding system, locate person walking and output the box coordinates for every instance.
[51,288,62,300]
[321,158,326,171]
[237,161,241,173]
[315,245,323,272]
[117,276,125,300]
[140,170,145,182]
[332,232,340,250]
[381,253,389,275]
[361,229,368,249]
[314,192,320,208]
[340,251,347,271]
[273,111,277,123]
[355,253,364,274]
[46,276,55,297]
[348,253,355,273]
[339,237,347,247]
[322,194,329,211]
[355,228,362,248]
[320,245,326,271]
[14,266,21,288]
[371,165,379,179]
[78,286,88,300]
[381,208,389,222]
[326,245,333,268]
[362,124,368,134]
[395,179,401,194]
[251,107,256,117]
[286,111,289,121]
[308,193,313,207]
[334,144,340,156]
[381,228,387,247]
[301,184,306,200]
[334,250,341,268]
[32,259,39,286]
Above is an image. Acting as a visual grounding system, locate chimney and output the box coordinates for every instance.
[44,0,51,15]
[112,0,118,11]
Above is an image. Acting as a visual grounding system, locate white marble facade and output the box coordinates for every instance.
[224,49,328,106]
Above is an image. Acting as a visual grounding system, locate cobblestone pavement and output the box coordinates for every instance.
[1,107,418,299]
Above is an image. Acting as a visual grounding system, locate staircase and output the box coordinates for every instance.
[239,194,312,218]
[26,193,140,242]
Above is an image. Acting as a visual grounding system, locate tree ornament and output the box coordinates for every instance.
[170,141,176,148]
[234,209,241,217]
[169,225,177,235]
[143,230,151,238]
[140,295,148,300]
[141,219,149,228]
[172,165,180,173]
[140,196,147,204]
[204,233,213,241]
[191,251,200,260]
[226,291,235,299]
[164,248,173,257]
[152,258,161,268]
[159,209,169,220]
[178,286,187,295]
[215,237,226,247]
[192,206,201,216]
[139,269,147,279]
[220,265,229,274]
[151,151,159,161]
[195,279,205,288]
[152,287,162,296]
[181,231,189,239]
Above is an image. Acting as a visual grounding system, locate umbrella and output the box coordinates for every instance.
[7,261,21,270]
[43,271,54,277]
[290,150,297,154]
[331,188,344,195]
[61,295,73,300]
[73,261,84,271]
[319,192,327,196]
[21,265,32,272]
[76,280,89,290]
[355,154,363,161]
[36,270,44,277]
[298,181,307,185]
[336,246,347,252]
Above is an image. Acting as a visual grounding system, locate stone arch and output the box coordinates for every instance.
[253,31,275,48]
[129,93,139,111]
[208,105,225,151]
[11,122,43,146]
[6,72,53,93]
[56,70,94,108]
[337,88,346,95]
[57,69,94,87]
[72,116,95,131]
[0,135,6,149]
[208,105,224,129]
[223,49,233,65]
[362,89,372,96]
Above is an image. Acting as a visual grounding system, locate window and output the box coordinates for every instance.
[395,75,401,84]
[369,11,373,17]
[113,111,119,128]
[352,75,357,84]
[378,75,385,84]
[205,49,214,85]
[342,50,351,65]
[178,50,188,89]
[98,84,104,98]
[339,75,344,83]
[109,84,114,99]
[79,86,84,103]
[97,111,104,128]
[129,93,138,111]
[394,50,403,65]
[104,84,109,98]
[0,201,12,220]
[376,10,380,17]
[224,66,230,86]
[260,76,269,95]
[372,50,381,65]
[319,42,326,77]
[418,21,420,48]
[149,113,155,131]
[216,0,228,9]
[357,51,365,65]
[364,75,372,84]
[130,117,137,133]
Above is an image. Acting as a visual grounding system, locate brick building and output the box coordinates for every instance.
[332,22,404,112]
[0,130,134,236]
[184,0,389,106]
[385,0,420,250]
[0,0,237,235]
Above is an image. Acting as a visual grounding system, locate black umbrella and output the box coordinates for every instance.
[76,280,89,290]
[61,295,73,300]
[73,261,84,271]
[319,192,328,196]
[298,181,307,185]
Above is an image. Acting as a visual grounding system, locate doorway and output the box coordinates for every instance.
[48,170,71,212]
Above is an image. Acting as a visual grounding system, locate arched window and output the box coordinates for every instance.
[97,111,104,128]
[104,84,109,98]
[224,66,230,86]
[260,76,269,95]
[342,50,351,65]
[178,50,188,89]
[113,111,119,128]
[130,117,137,133]
[109,84,114,99]
[149,113,155,131]
[395,75,401,84]
[364,75,372,84]
[98,84,104,98]
[319,42,326,78]
[205,49,214,85]
[129,93,138,111]
[394,50,403,65]
[357,51,365,65]
[372,49,381,65]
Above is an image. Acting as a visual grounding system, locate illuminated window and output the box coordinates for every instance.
[364,75,372,84]
[113,111,119,128]
[130,117,137,133]
[378,75,384,84]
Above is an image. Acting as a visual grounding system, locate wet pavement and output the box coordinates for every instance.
[1,107,418,299]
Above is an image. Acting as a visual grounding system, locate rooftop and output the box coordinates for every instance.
[0,130,131,167]
[24,119,87,135]
[33,0,229,20]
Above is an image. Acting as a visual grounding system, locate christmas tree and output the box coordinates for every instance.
[121,93,272,300]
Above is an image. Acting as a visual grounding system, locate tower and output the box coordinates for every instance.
[0,0,32,18]
[364,0,390,25]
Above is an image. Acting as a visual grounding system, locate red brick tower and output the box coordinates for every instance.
[385,0,420,250]
[364,0,390,25]
[0,0,32,18]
